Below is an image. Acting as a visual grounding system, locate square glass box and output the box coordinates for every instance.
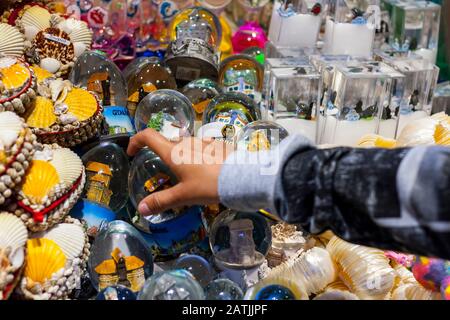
[382,0,440,63]
[432,81,450,116]
[319,61,393,146]
[268,0,324,48]
[267,64,321,142]
[323,0,380,57]
[375,55,439,134]
[265,40,319,59]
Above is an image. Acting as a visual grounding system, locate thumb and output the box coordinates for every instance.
[137,184,187,216]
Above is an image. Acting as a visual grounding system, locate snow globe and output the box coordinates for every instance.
[88,220,153,293]
[96,285,137,300]
[70,198,116,238]
[127,148,207,259]
[134,89,195,139]
[268,63,321,142]
[138,269,205,300]
[180,78,223,123]
[232,22,268,54]
[218,55,264,104]
[199,92,260,141]
[209,210,271,270]
[204,278,244,300]
[174,254,214,287]
[250,284,297,300]
[242,47,265,65]
[164,7,222,85]
[80,141,130,213]
[236,120,289,152]
[126,57,177,118]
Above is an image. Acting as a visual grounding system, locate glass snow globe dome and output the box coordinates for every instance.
[69,50,127,107]
[126,57,177,118]
[199,92,260,140]
[236,120,289,151]
[181,78,223,122]
[134,89,195,139]
[87,220,154,293]
[209,209,271,270]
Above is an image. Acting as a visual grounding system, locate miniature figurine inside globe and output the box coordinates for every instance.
[88,220,154,293]
[134,89,195,139]
[81,141,130,213]
[126,57,177,118]
[181,79,223,121]
[205,278,244,300]
[168,7,222,49]
[69,51,127,107]
[174,254,214,287]
[236,120,289,151]
[199,92,260,140]
[138,269,205,300]
[209,210,271,270]
[254,284,296,300]
[218,55,264,103]
[96,285,137,300]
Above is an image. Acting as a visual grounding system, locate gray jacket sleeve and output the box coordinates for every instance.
[218,135,450,260]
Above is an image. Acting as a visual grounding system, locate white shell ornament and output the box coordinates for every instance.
[41,223,85,260]
[40,57,61,74]
[0,23,25,57]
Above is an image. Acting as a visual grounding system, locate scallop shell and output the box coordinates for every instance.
[25,96,57,128]
[64,88,97,121]
[392,283,441,300]
[0,213,27,250]
[42,223,85,260]
[357,134,397,148]
[313,280,360,300]
[49,148,83,187]
[20,6,51,31]
[33,28,74,65]
[326,236,397,300]
[30,65,53,84]
[396,118,439,147]
[21,160,60,203]
[262,247,336,296]
[0,61,30,90]
[58,18,92,48]
[0,111,23,149]
[24,238,66,284]
[0,23,25,57]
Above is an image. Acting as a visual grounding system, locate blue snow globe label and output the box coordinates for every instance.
[102,106,136,136]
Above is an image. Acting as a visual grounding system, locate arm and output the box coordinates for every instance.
[219,135,450,259]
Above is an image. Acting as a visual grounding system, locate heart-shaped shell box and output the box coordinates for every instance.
[0,111,38,206]
[0,54,37,114]
[8,144,86,232]
[17,216,90,300]
[0,212,27,300]
[23,67,103,147]
[9,5,92,77]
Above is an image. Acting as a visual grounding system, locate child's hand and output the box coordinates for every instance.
[127,128,234,216]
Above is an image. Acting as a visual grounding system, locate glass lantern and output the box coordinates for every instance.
[323,0,380,57]
[268,0,324,48]
[164,7,222,85]
[268,64,321,142]
[382,0,440,63]
[377,56,439,134]
[319,61,392,146]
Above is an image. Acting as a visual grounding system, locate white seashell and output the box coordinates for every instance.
[64,18,92,48]
[49,79,65,102]
[0,213,28,251]
[49,148,83,187]
[392,283,441,300]
[0,57,18,69]
[0,112,23,149]
[20,6,51,31]
[58,113,78,125]
[73,42,87,58]
[0,24,25,57]
[396,118,439,147]
[40,58,61,74]
[42,223,85,260]
[23,25,40,42]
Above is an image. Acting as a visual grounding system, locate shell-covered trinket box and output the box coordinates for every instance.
[8,4,92,77]
[0,55,37,114]
[0,111,38,206]
[17,216,90,300]
[8,144,86,232]
[23,70,103,147]
[0,212,27,300]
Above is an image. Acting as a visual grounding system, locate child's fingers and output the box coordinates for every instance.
[127,128,174,164]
